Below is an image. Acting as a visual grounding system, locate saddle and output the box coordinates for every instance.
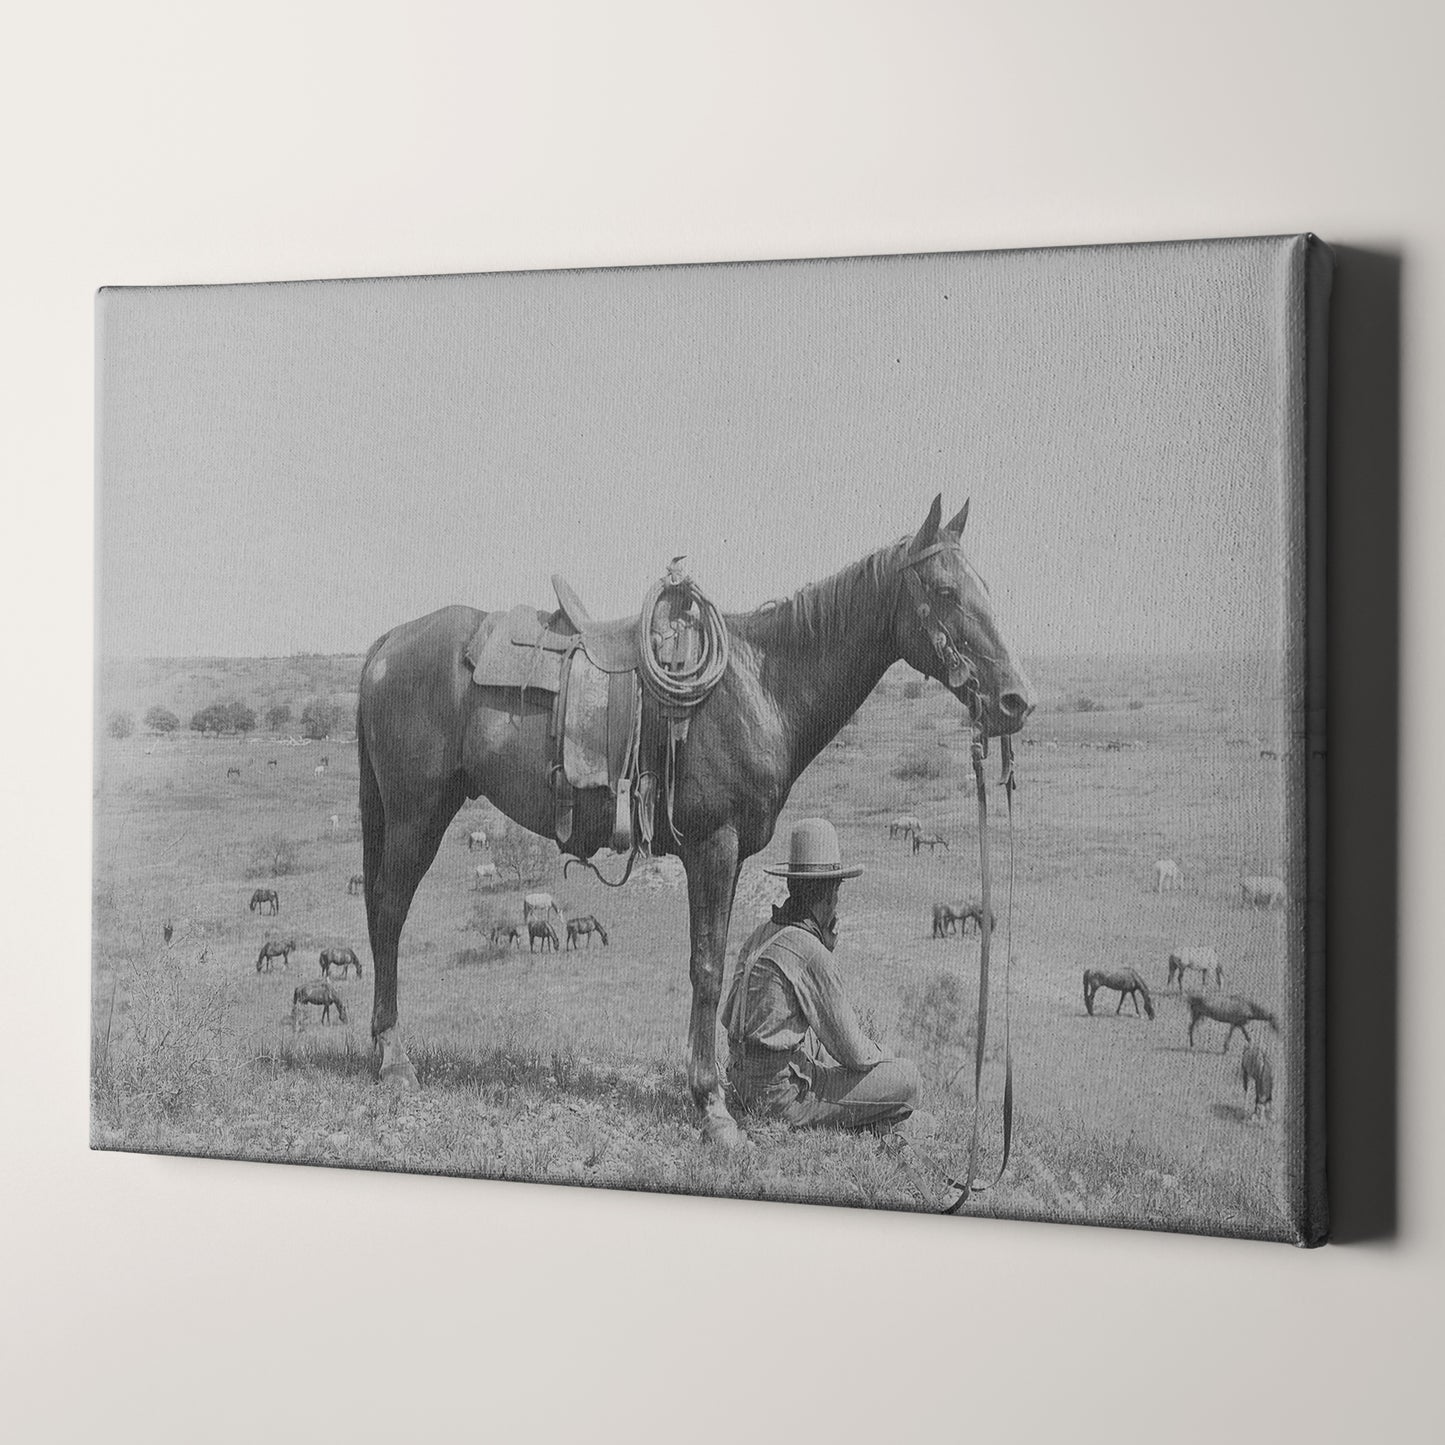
[464,562,728,866]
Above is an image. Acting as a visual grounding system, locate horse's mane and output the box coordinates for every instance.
[733,541,903,650]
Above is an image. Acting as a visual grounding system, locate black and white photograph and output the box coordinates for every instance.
[93,236,1325,1240]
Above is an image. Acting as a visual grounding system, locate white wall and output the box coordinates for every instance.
[3,4,1441,1439]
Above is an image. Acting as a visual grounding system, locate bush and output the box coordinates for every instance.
[1128,699,1144,711]
[902,680,924,700]
[901,971,971,1060]
[492,826,553,886]
[265,703,292,732]
[892,749,947,782]
[144,706,179,734]
[300,700,335,740]
[1073,696,1102,713]
[246,832,297,879]
[190,703,229,734]
[227,701,256,734]
[107,710,134,740]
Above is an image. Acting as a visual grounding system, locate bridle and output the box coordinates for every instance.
[896,539,982,706]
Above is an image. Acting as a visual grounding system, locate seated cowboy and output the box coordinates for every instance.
[722,818,929,1134]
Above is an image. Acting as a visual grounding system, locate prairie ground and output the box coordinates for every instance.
[93,650,1301,1239]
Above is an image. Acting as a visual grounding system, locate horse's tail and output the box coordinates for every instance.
[1082,970,1094,1015]
[1138,977,1156,1020]
[597,921,609,945]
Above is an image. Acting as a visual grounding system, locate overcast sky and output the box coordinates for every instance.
[97,237,1304,660]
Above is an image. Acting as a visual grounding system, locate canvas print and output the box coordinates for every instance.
[93,235,1329,1242]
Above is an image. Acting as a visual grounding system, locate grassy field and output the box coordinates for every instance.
[92,650,1302,1238]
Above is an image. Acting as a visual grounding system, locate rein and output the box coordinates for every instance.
[934,729,1016,1214]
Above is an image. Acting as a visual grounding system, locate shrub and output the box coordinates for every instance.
[265,704,292,732]
[144,706,179,734]
[300,700,335,740]
[892,749,947,782]
[492,827,553,886]
[107,710,135,740]
[902,679,924,700]
[1073,696,1102,713]
[1128,699,1144,711]
[246,832,297,879]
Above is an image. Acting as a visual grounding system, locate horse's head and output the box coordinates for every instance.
[895,495,1034,736]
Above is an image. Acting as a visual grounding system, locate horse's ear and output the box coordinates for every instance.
[945,499,970,537]
[910,494,943,556]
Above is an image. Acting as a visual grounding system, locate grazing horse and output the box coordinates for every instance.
[1241,1043,1274,1119]
[1241,875,1287,908]
[954,902,995,936]
[256,938,297,972]
[319,946,363,980]
[473,862,500,888]
[1186,993,1279,1052]
[523,893,565,953]
[888,814,923,841]
[566,915,609,949]
[931,902,956,939]
[1259,748,1279,760]
[1167,948,1221,991]
[489,922,522,947]
[355,496,1032,1145]
[1083,967,1155,1019]
[249,888,279,915]
[227,766,242,780]
[267,758,278,768]
[912,832,950,855]
[293,980,347,1026]
[347,873,365,895]
[1154,858,1181,892]
[467,830,489,852]
[315,764,328,778]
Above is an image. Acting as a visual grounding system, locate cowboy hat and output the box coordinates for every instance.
[764,818,863,880]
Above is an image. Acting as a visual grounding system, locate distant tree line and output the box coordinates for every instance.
[172,696,340,739]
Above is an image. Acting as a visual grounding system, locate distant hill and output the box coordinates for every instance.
[99,654,365,733]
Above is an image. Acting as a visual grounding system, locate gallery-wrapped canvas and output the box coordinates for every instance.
[93,235,1329,1243]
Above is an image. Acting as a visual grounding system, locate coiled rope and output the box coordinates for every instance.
[636,574,732,707]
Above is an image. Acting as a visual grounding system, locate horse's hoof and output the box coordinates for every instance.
[380,1059,420,1090]
[701,1117,747,1150]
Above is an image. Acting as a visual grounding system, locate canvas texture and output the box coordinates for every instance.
[92,235,1329,1242]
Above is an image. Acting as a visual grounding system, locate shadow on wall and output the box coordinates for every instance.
[1326,245,1400,1243]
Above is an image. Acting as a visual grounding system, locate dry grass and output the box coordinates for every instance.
[93,649,1299,1235]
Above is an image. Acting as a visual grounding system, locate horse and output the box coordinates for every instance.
[912,832,950,855]
[330,814,342,832]
[566,915,609,949]
[319,946,363,980]
[523,892,565,953]
[162,920,173,945]
[348,873,365,894]
[1154,858,1181,892]
[1186,993,1279,1052]
[467,830,489,852]
[1167,948,1221,991]
[256,938,297,972]
[227,766,242,780]
[315,764,327,778]
[931,902,956,939]
[473,862,500,888]
[1259,748,1279,760]
[953,902,995,936]
[1083,967,1155,1019]
[1240,1043,1275,1119]
[249,888,279,915]
[888,814,922,841]
[354,495,1032,1145]
[267,758,278,768]
[293,980,347,1026]
[1241,875,1287,908]
[489,923,522,947]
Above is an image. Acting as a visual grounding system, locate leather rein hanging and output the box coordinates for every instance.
[896,538,1018,1213]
